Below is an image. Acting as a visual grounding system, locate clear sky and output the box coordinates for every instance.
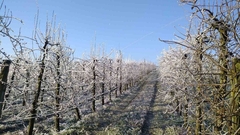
[1,0,191,64]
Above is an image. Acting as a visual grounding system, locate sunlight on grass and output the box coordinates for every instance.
[149,128,164,135]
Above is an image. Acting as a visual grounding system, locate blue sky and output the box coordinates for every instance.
[2,0,191,64]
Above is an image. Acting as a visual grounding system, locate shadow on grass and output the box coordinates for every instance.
[140,79,158,135]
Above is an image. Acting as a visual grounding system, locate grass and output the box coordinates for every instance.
[58,72,184,135]
[1,71,185,135]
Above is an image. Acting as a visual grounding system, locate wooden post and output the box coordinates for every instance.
[0,60,11,118]
[3,59,17,109]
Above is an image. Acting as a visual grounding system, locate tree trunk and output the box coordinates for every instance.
[229,58,240,134]
[195,37,203,135]
[101,82,104,105]
[109,78,112,102]
[101,61,105,105]
[183,98,189,127]
[119,60,122,95]
[176,99,182,116]
[27,41,48,135]
[115,67,119,98]
[109,59,112,102]
[0,60,11,118]
[23,69,30,106]
[195,97,202,135]
[74,107,81,120]
[54,54,61,132]
[92,59,96,112]
[109,85,112,102]
[115,83,118,98]
[213,19,228,134]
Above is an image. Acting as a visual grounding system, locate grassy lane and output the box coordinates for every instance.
[141,81,184,135]
[140,76,158,134]
[61,71,158,135]
[61,70,184,135]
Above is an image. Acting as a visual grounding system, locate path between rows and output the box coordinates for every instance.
[66,70,183,135]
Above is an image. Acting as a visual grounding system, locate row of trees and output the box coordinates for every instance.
[0,3,156,135]
[159,0,239,134]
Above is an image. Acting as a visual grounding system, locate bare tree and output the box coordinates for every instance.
[159,0,240,134]
[27,14,66,134]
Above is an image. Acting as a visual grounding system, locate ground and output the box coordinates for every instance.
[59,70,184,135]
[0,70,184,135]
